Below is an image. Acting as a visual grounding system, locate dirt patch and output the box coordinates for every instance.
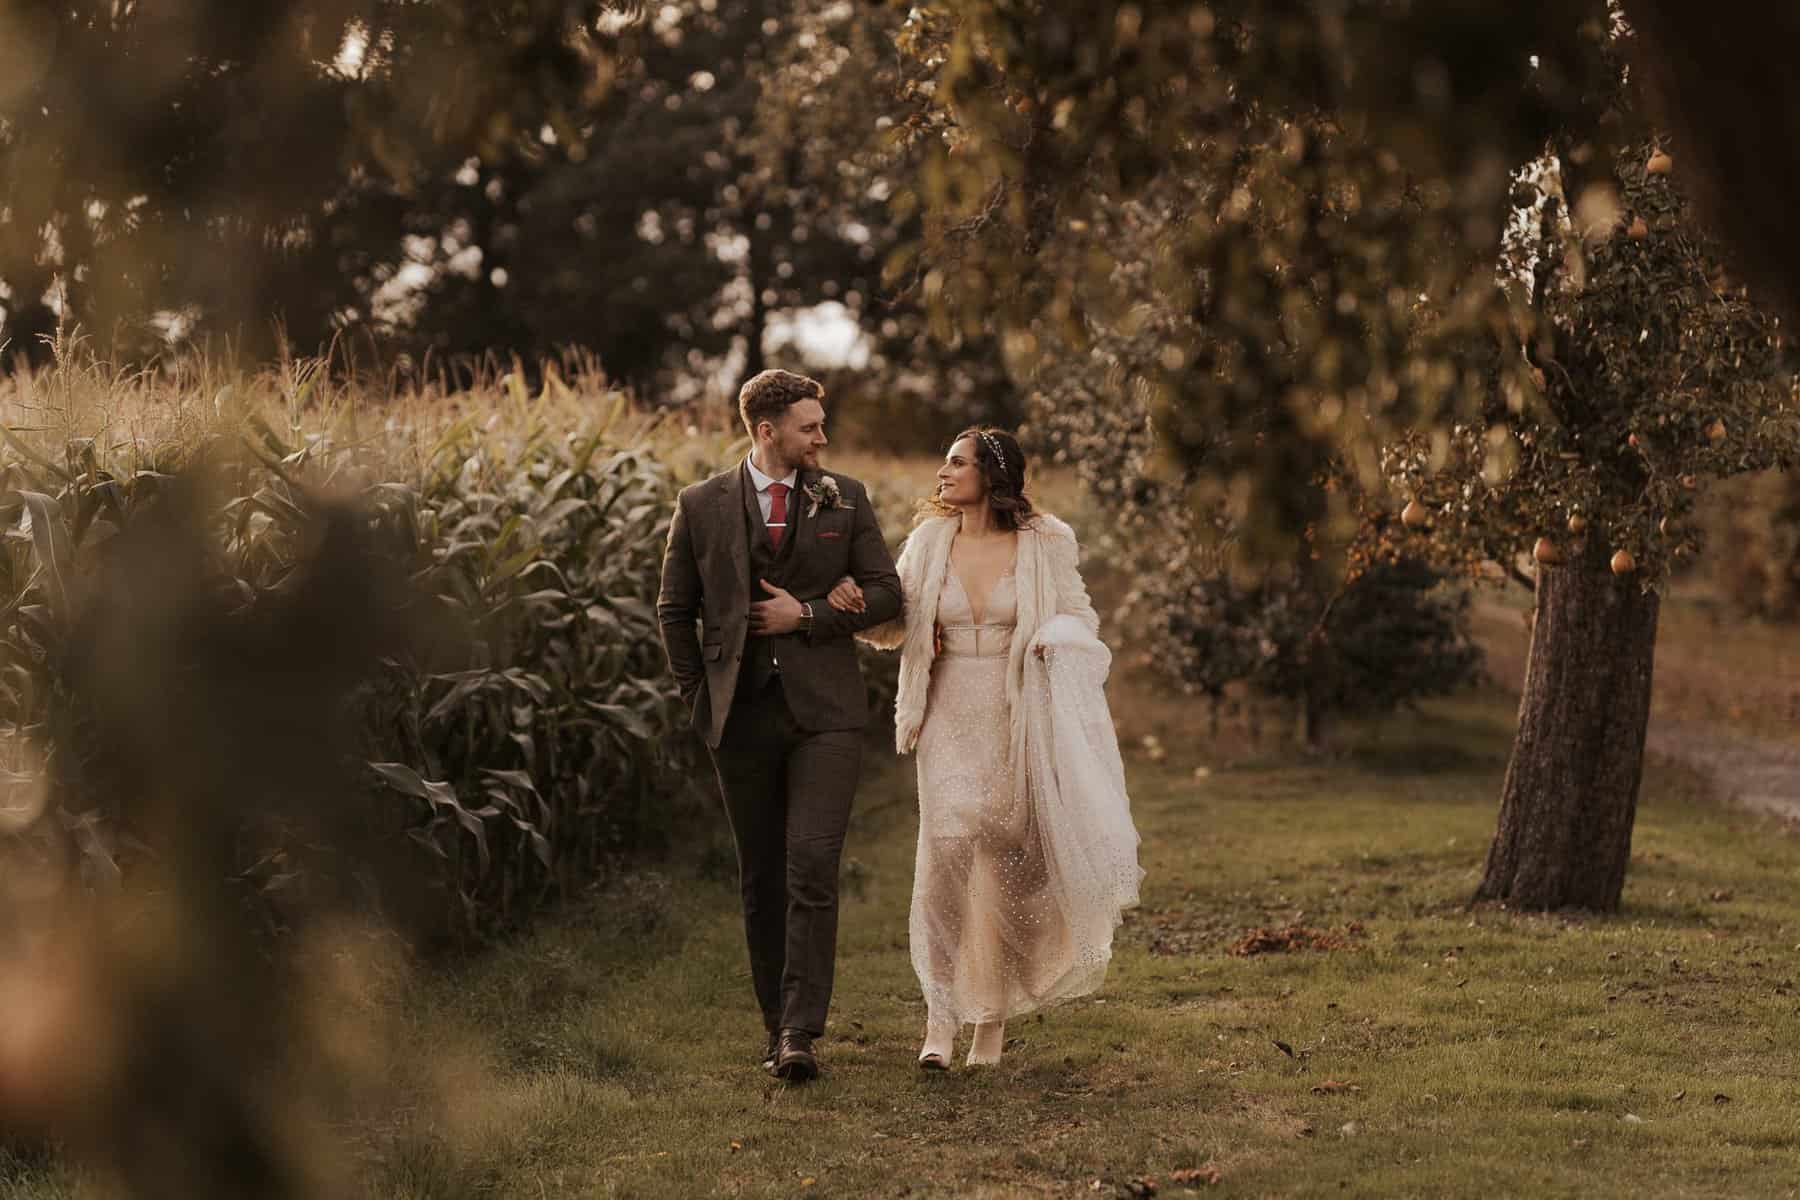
[1473,597,1800,826]
[1644,720,1800,826]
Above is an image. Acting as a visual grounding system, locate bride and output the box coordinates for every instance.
[834,427,1142,1068]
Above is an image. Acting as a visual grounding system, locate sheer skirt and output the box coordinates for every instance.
[912,571,1086,1027]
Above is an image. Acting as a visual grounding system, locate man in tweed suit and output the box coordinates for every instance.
[657,369,902,1081]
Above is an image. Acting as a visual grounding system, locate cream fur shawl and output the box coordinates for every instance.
[859,512,1099,760]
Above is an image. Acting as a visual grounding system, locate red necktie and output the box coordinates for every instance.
[767,482,790,549]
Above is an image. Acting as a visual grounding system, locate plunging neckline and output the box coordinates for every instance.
[948,556,1017,627]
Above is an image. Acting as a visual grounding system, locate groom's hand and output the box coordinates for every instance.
[749,579,805,635]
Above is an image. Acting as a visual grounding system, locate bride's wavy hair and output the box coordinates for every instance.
[918,426,1038,531]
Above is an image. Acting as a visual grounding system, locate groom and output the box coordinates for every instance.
[657,369,901,1082]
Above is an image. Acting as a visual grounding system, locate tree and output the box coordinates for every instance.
[393,0,1015,432]
[0,0,625,364]
[1390,132,1795,908]
[1020,199,1483,750]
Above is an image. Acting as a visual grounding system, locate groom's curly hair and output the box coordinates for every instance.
[738,369,824,437]
[921,426,1038,531]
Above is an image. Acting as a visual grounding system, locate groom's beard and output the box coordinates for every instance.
[760,445,821,476]
[781,449,822,473]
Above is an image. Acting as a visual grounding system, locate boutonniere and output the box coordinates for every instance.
[802,475,850,518]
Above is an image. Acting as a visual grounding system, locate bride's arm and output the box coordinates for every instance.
[854,531,914,650]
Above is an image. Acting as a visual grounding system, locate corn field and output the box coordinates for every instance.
[0,340,730,942]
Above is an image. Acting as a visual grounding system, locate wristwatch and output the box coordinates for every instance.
[798,602,814,635]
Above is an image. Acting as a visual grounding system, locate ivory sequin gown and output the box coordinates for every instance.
[912,566,1082,1028]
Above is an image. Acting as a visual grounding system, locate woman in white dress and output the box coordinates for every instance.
[838,428,1142,1068]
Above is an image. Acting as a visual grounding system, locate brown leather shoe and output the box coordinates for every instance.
[773,1029,818,1082]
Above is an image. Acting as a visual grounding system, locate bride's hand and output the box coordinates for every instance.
[827,575,866,613]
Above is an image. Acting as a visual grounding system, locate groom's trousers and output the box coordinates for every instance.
[710,676,863,1039]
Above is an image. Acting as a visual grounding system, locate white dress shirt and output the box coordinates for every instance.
[745,455,798,528]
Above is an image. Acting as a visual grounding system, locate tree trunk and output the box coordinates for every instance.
[1473,542,1660,910]
[1299,687,1334,753]
[740,272,768,390]
[1,273,59,371]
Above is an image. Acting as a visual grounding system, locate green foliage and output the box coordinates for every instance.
[1021,273,1481,741]
[1136,550,1481,744]
[0,349,723,939]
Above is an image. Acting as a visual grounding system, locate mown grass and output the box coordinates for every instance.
[0,691,1754,1198]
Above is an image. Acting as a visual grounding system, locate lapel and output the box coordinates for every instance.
[735,460,772,558]
[786,465,817,563]
[716,464,753,589]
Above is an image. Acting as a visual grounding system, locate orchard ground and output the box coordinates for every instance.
[338,694,1800,1197]
[6,454,1799,1199]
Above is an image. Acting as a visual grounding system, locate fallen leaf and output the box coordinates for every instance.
[1231,923,1365,956]
[1671,1090,1686,1102]
[1170,1164,1224,1187]
[1310,1080,1360,1095]
[1339,1121,1360,1137]
[1709,889,1734,902]
[729,1140,742,1152]
[800,1178,817,1188]
[1272,1040,1295,1058]
[1623,1113,1645,1124]
[1125,1178,1158,1198]
[1713,1093,1732,1105]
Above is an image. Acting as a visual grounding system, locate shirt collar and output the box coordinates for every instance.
[745,455,797,493]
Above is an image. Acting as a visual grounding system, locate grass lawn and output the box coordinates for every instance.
[5,692,1797,1198]
[326,691,1799,1198]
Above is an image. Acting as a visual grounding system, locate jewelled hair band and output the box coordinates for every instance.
[978,431,1008,473]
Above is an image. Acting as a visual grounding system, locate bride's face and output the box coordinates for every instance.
[936,437,986,507]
